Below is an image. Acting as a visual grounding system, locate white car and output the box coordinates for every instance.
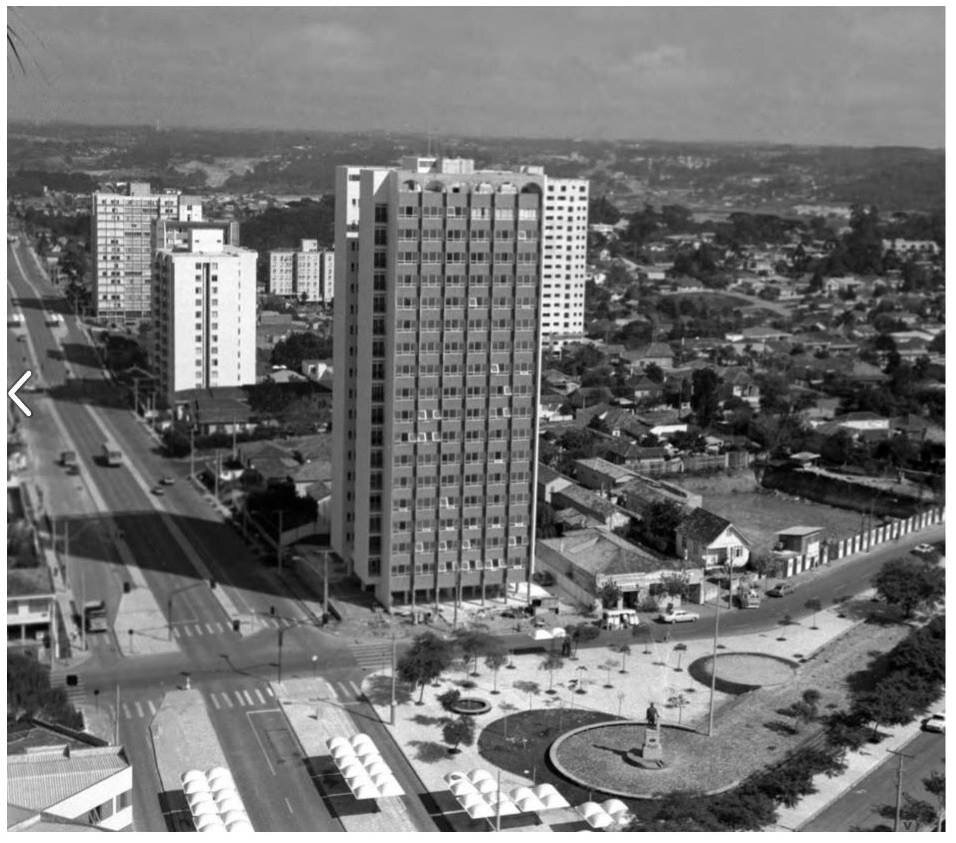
[922,712,945,733]
[913,543,936,557]
[659,608,700,624]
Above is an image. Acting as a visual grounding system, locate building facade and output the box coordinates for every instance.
[541,178,589,341]
[332,156,545,608]
[268,249,296,296]
[92,182,202,320]
[152,228,257,408]
[270,240,334,303]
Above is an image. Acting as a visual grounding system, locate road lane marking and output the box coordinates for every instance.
[349,681,362,696]
[266,686,274,697]
[205,623,218,634]
[242,690,254,706]
[285,797,293,814]
[192,624,204,636]
[122,703,132,719]
[147,700,157,716]
[253,688,266,705]
[210,694,221,710]
[134,701,144,718]
[245,711,276,776]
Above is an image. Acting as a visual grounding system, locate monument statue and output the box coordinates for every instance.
[626,701,665,768]
[646,702,659,729]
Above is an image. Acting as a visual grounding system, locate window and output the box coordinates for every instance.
[374,204,389,224]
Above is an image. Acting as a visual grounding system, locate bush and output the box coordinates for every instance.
[436,689,461,712]
[7,653,82,729]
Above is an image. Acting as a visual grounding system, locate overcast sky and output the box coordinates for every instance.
[6,6,945,147]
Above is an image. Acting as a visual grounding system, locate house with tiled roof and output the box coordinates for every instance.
[550,483,631,531]
[536,463,574,504]
[676,508,751,570]
[624,342,674,373]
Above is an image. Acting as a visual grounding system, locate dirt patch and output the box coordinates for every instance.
[676,472,760,496]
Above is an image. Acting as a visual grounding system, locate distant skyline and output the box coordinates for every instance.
[7,6,945,148]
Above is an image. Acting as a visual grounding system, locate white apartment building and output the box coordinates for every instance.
[541,178,589,341]
[268,249,296,296]
[270,239,334,304]
[332,156,543,609]
[152,228,257,408]
[92,182,202,320]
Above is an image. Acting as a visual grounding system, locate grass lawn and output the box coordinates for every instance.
[698,490,865,554]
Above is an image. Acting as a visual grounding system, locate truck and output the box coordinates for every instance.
[60,450,78,468]
[83,601,109,633]
[101,441,123,467]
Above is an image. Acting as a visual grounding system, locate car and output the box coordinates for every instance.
[151,486,164,496]
[159,475,176,486]
[658,608,700,624]
[67,465,80,476]
[913,543,936,557]
[922,712,945,733]
[767,582,796,598]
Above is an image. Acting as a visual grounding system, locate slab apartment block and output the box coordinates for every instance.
[92,181,202,320]
[332,156,555,609]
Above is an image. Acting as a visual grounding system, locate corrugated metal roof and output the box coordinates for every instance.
[7,747,128,811]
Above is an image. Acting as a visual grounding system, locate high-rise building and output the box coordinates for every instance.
[541,178,589,344]
[152,227,257,407]
[269,240,334,304]
[92,182,202,320]
[153,218,240,253]
[332,156,544,609]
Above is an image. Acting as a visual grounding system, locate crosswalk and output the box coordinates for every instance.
[327,679,364,702]
[205,685,275,713]
[170,616,295,639]
[349,643,394,671]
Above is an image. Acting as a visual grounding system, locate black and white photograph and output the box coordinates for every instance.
[5,5,946,833]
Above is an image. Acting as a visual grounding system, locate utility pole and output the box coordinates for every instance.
[323,551,329,620]
[494,768,502,832]
[888,748,915,832]
[214,449,221,500]
[277,628,285,684]
[708,578,722,737]
[389,631,397,726]
[276,510,285,570]
[114,684,120,745]
[189,426,195,479]
[232,415,238,460]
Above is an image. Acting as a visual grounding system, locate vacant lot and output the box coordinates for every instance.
[694,489,864,554]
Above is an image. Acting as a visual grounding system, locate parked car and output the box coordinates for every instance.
[151,486,164,496]
[913,543,936,557]
[922,712,945,733]
[658,608,700,624]
[160,475,176,486]
[767,582,796,598]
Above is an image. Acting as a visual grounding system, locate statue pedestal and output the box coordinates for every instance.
[642,725,663,761]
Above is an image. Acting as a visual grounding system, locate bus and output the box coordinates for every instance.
[101,441,123,466]
[83,601,109,633]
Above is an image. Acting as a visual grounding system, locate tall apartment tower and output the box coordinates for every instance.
[541,178,589,344]
[332,157,544,609]
[152,228,257,407]
[268,249,296,296]
[92,182,202,320]
[269,240,335,304]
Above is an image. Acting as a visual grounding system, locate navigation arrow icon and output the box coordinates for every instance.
[8,370,33,417]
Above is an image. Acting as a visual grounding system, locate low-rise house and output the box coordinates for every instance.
[7,730,133,831]
[676,508,751,570]
[550,483,631,531]
[573,457,637,493]
[720,368,761,409]
[287,460,331,497]
[535,527,696,609]
[301,358,333,381]
[631,376,663,401]
[774,526,825,567]
[7,566,56,656]
[617,475,703,517]
[625,342,674,372]
[536,463,573,504]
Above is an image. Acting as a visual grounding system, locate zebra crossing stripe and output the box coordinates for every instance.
[205,623,218,634]
[266,686,274,697]
[222,693,233,709]
[233,690,245,706]
[242,690,254,706]
[147,700,157,716]
[253,688,266,705]
[122,703,132,719]
[180,626,191,638]
[173,627,183,638]
[192,624,204,636]
[134,701,144,718]
[211,695,221,710]
[349,681,362,695]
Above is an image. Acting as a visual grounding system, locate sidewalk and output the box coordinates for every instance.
[768,696,946,831]
[271,677,424,832]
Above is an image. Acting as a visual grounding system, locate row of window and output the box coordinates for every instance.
[396,251,538,265]
[398,206,539,220]
[397,273,538,286]
[393,492,530,511]
[389,558,526,576]
[397,296,536,309]
[395,340,536,355]
[393,417,530,441]
[393,534,527,553]
[393,453,531,468]
[394,362,532,376]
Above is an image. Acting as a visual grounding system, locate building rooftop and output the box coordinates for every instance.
[552,484,621,520]
[8,566,54,598]
[778,526,824,537]
[573,458,637,485]
[539,527,668,576]
[677,508,735,544]
[7,745,129,814]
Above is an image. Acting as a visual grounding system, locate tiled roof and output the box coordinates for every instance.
[7,747,128,812]
[677,508,732,544]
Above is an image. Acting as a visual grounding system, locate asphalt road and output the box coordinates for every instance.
[802,730,945,832]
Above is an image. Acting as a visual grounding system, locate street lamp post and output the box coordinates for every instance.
[389,632,397,726]
[277,628,285,684]
[311,654,318,680]
[707,573,723,737]
[276,509,285,571]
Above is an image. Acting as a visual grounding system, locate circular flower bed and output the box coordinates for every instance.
[450,697,491,715]
[688,652,798,695]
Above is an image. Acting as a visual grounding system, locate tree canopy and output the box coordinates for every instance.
[397,632,455,702]
[873,557,945,619]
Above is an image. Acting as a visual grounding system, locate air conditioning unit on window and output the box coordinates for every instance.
[508,536,518,547]
[431,431,441,442]
[440,497,451,508]
[415,541,424,552]
[490,364,500,374]
[438,541,448,551]
[462,539,472,550]
[432,409,441,419]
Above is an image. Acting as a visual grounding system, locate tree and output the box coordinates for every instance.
[270,331,333,371]
[484,647,510,694]
[923,771,945,831]
[804,598,822,629]
[617,644,632,673]
[567,623,600,657]
[397,632,454,703]
[539,652,564,693]
[643,361,664,383]
[7,653,82,728]
[668,693,689,724]
[873,558,945,619]
[635,499,684,555]
[601,658,618,688]
[442,715,476,754]
[691,367,721,428]
[790,689,821,731]
[597,581,621,610]
[453,629,495,676]
[673,642,688,671]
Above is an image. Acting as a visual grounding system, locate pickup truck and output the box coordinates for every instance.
[60,450,78,468]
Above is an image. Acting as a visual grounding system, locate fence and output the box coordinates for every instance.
[777,505,945,578]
